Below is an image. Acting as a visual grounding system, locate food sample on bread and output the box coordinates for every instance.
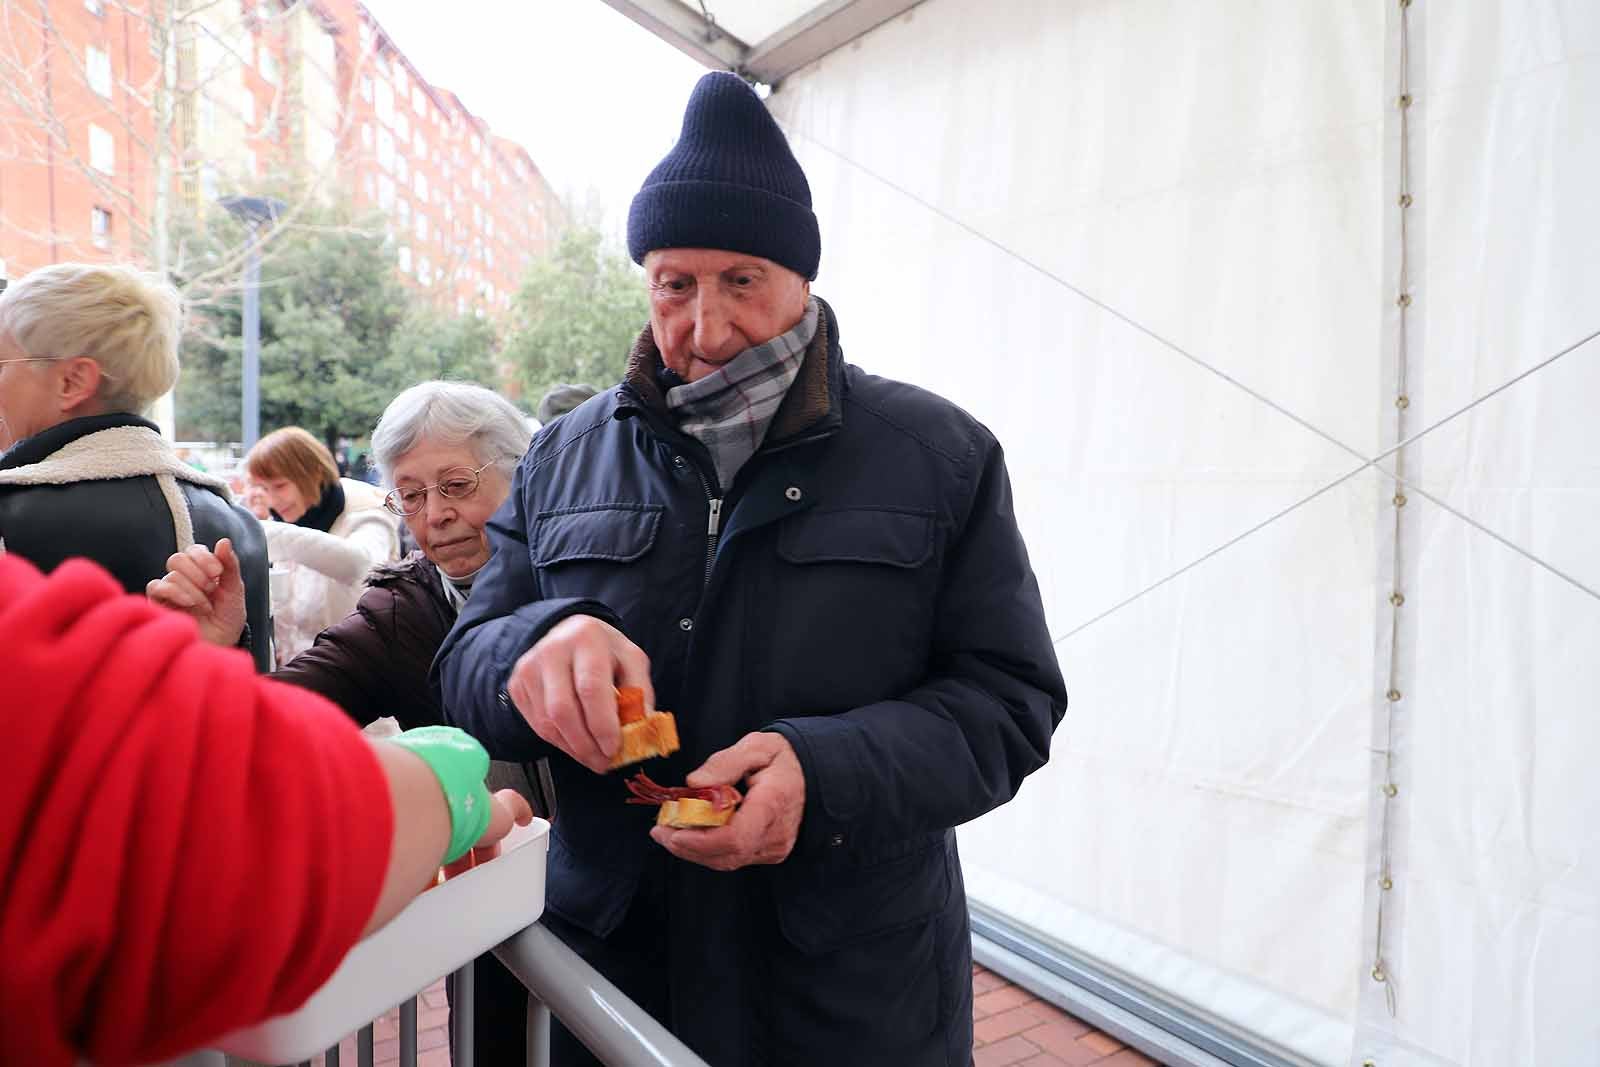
[611,686,680,769]
[625,771,741,828]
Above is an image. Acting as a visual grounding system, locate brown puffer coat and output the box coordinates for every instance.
[274,550,550,814]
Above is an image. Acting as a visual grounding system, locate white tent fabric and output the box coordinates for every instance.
[764,2,1600,1065]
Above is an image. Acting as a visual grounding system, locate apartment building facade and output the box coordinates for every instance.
[0,0,561,312]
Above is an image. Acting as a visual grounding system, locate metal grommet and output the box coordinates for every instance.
[1397,292,1412,308]
[1390,592,1405,607]
[672,454,687,468]
[1372,966,1387,982]
[1393,492,1408,508]
[1364,1060,1378,1067]
[1380,877,1394,891]
[784,486,802,502]
[1399,192,1413,207]
[1398,93,1413,109]
[678,617,694,632]
[829,833,845,847]
[1386,688,1402,702]
[1395,394,1410,409]
[1383,783,1399,798]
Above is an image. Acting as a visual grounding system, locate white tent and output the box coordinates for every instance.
[605,2,1600,1064]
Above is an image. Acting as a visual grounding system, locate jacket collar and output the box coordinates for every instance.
[0,413,158,470]
[620,296,846,449]
[0,415,232,500]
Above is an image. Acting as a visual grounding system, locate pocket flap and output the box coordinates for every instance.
[778,508,935,569]
[774,835,951,955]
[534,505,661,566]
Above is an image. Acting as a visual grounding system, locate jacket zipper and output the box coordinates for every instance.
[698,471,722,587]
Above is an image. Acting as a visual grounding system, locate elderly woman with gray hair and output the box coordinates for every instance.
[148,378,538,1062]
[0,263,272,670]
[150,378,532,737]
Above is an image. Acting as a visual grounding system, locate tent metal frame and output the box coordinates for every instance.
[596,0,927,86]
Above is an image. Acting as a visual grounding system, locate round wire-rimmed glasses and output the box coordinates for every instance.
[384,461,492,516]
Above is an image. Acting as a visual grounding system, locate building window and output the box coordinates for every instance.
[413,171,427,202]
[412,85,425,115]
[396,198,411,226]
[85,0,104,14]
[364,174,376,200]
[88,124,114,173]
[395,110,409,142]
[377,128,394,169]
[260,51,278,85]
[413,128,425,156]
[415,213,427,241]
[378,174,395,209]
[398,245,412,273]
[361,122,373,150]
[239,90,255,126]
[91,206,112,249]
[361,75,374,103]
[395,154,409,184]
[86,46,112,98]
[417,254,430,283]
[201,163,219,202]
[244,148,257,176]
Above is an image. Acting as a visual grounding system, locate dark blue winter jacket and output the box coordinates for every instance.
[434,299,1066,1065]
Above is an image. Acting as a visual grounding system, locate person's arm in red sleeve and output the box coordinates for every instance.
[0,555,528,1067]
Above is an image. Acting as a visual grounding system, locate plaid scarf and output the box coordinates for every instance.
[666,297,819,491]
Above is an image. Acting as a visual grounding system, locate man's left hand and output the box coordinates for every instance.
[650,732,805,871]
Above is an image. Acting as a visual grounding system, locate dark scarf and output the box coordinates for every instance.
[274,479,345,532]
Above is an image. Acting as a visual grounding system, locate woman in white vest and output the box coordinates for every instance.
[246,425,398,663]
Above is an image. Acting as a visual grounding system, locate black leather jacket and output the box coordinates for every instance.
[0,414,273,671]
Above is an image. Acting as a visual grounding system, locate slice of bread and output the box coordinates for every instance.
[656,797,734,828]
[610,710,681,769]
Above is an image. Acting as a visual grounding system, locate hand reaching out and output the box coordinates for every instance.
[146,538,247,648]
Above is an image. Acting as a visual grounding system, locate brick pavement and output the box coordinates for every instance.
[308,965,1161,1067]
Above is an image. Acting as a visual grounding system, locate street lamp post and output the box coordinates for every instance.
[217,195,285,452]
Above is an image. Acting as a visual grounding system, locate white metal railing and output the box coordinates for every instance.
[169,819,709,1067]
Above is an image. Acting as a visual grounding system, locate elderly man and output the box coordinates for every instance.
[436,72,1066,1066]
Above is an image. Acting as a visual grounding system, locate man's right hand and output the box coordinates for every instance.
[505,615,654,774]
[146,538,247,648]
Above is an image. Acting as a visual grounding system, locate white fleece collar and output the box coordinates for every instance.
[0,424,234,552]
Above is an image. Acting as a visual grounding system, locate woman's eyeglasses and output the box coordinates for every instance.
[0,357,117,380]
[383,461,493,516]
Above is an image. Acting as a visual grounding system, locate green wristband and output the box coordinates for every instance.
[388,726,493,865]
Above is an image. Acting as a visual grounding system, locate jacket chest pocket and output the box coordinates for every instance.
[532,504,663,625]
[764,507,939,709]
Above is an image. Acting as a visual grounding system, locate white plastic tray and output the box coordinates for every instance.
[213,817,550,1062]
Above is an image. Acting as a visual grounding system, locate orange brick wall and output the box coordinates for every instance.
[0,0,159,278]
[0,0,559,309]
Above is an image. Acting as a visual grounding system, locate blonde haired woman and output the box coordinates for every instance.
[0,262,272,670]
[247,426,398,662]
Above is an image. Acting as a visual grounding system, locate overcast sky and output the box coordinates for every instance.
[363,0,708,238]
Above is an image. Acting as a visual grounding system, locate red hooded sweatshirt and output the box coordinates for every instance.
[0,554,393,1065]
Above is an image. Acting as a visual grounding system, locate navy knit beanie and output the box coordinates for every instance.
[628,72,820,280]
